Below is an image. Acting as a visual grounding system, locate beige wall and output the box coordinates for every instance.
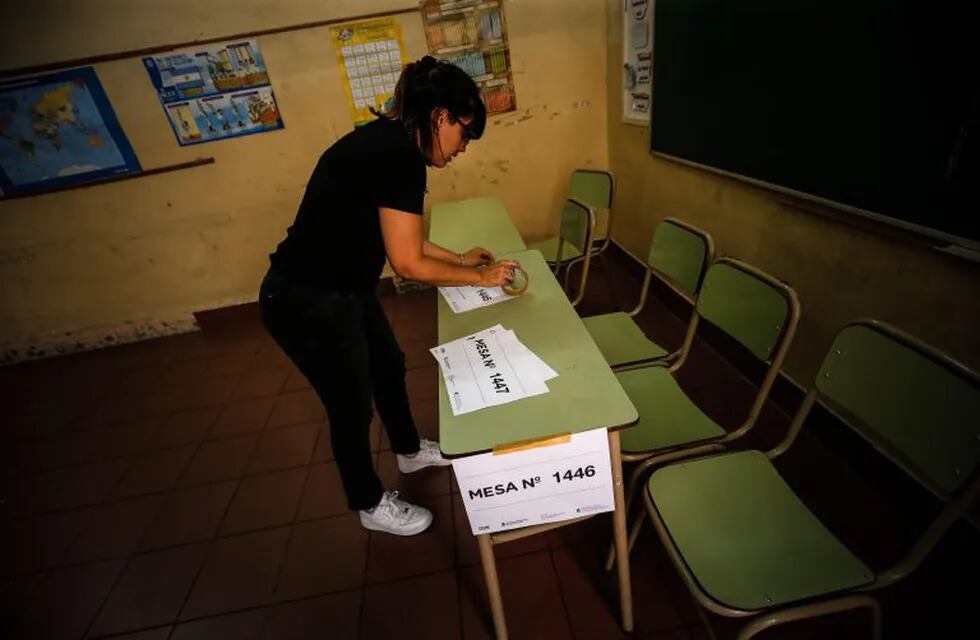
[605,1,980,381]
[0,0,608,361]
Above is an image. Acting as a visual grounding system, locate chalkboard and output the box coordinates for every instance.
[649,0,979,246]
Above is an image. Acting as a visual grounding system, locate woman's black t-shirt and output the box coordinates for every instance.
[269,117,426,293]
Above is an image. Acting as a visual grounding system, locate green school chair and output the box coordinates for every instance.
[640,319,980,639]
[528,169,615,265]
[582,218,713,368]
[604,256,801,569]
[553,197,596,307]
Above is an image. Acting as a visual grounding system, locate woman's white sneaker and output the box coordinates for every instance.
[397,439,452,474]
[359,490,433,536]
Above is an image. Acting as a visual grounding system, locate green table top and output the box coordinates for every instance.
[428,196,527,257]
[436,249,638,456]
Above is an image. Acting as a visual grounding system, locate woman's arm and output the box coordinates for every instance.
[380,207,514,287]
[422,241,495,267]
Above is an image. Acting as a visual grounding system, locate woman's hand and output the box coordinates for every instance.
[460,246,495,267]
[478,260,520,287]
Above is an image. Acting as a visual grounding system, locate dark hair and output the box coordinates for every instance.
[375,56,487,160]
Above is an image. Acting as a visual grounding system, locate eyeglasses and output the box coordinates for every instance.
[452,116,476,143]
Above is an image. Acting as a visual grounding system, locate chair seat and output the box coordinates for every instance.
[616,366,725,453]
[648,450,874,611]
[527,235,582,263]
[583,312,669,367]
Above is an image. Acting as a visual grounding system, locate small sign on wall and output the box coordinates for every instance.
[622,0,653,125]
[452,428,615,535]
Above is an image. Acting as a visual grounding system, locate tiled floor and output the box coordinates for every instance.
[2,252,976,639]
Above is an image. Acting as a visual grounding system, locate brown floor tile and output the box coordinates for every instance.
[1,571,41,622]
[628,545,691,634]
[180,527,290,619]
[151,407,221,449]
[545,511,612,550]
[401,336,438,370]
[205,347,259,378]
[0,509,90,577]
[179,434,259,487]
[9,558,125,640]
[109,416,171,453]
[219,467,307,535]
[282,366,312,391]
[267,389,325,428]
[141,481,237,550]
[296,462,349,520]
[112,445,197,499]
[452,492,547,566]
[245,422,318,474]
[233,365,290,400]
[62,494,165,564]
[84,394,162,429]
[377,450,452,497]
[88,543,209,636]
[84,415,171,462]
[172,609,267,640]
[360,570,460,640]
[207,396,277,439]
[459,551,573,640]
[551,546,628,640]
[157,356,217,387]
[405,366,438,402]
[100,626,173,640]
[255,343,292,369]
[646,630,692,640]
[262,590,361,640]
[0,438,46,474]
[366,493,455,584]
[274,514,368,600]
[169,374,240,412]
[163,332,220,362]
[33,457,133,513]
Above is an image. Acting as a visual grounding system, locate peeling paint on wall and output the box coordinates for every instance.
[0,314,200,365]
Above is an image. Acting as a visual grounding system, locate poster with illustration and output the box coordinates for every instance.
[143,39,284,145]
[331,18,407,127]
[0,67,140,197]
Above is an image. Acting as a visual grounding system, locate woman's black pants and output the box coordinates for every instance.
[258,268,420,510]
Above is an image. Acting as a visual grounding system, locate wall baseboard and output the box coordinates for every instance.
[0,314,200,365]
[0,293,259,366]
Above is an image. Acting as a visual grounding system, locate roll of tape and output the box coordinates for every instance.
[502,265,529,296]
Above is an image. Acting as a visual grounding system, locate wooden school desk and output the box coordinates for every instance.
[430,201,637,638]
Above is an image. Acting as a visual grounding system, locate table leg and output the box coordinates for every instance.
[609,429,634,631]
[478,533,508,640]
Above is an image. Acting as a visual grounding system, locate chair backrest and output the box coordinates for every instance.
[648,218,712,297]
[696,258,796,362]
[815,320,980,499]
[567,169,613,210]
[557,198,596,307]
[558,198,594,254]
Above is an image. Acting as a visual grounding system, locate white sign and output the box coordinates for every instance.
[452,428,614,535]
[430,325,556,416]
[439,284,515,314]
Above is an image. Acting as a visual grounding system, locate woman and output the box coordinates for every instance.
[259,56,516,536]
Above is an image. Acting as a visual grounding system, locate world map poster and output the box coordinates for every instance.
[0,67,141,197]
